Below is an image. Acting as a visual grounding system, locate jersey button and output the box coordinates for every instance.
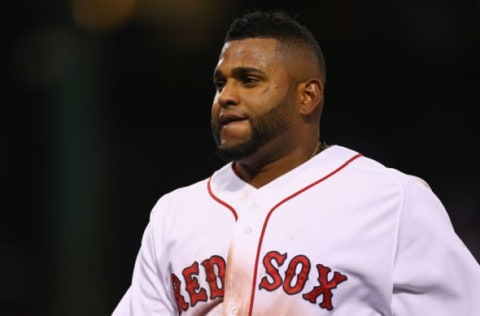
[244,226,252,234]
[230,305,238,314]
[250,203,259,211]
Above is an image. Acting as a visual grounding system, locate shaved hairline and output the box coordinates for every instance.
[275,40,325,85]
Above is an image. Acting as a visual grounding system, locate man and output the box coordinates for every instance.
[113,9,480,315]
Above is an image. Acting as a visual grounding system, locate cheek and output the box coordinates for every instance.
[211,102,220,123]
[251,87,288,114]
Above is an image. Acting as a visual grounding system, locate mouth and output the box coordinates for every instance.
[218,113,246,126]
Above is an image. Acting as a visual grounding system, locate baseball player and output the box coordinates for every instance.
[112,9,480,315]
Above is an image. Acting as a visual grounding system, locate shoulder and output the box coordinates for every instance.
[321,145,437,207]
[149,162,232,216]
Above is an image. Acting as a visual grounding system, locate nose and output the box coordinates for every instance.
[216,81,240,108]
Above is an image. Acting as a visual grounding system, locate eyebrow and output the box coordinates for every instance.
[213,66,265,80]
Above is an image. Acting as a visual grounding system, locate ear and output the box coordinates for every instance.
[298,79,324,116]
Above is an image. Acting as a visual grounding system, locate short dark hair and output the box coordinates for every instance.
[224,10,326,84]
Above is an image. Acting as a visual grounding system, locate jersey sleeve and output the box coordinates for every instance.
[391,175,480,315]
[112,198,177,316]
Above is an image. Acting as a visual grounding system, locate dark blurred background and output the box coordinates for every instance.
[2,0,479,315]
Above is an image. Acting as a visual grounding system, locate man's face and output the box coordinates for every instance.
[211,38,298,162]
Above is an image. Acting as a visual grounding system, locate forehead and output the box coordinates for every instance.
[215,38,284,71]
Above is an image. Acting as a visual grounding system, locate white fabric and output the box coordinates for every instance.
[112,145,480,315]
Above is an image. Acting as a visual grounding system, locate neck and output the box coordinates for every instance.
[233,141,325,188]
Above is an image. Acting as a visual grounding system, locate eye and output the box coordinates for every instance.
[242,75,260,86]
[213,79,226,92]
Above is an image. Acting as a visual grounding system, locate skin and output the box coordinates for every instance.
[211,38,324,188]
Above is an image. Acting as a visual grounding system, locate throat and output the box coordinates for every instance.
[232,142,328,188]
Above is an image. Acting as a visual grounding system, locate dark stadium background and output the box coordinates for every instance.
[2,1,479,315]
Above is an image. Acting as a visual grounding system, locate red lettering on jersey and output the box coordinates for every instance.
[302,264,348,310]
[259,251,287,291]
[173,252,347,312]
[183,262,208,307]
[201,255,226,299]
[171,274,188,314]
[283,255,310,294]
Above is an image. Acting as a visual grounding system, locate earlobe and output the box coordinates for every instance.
[299,80,323,115]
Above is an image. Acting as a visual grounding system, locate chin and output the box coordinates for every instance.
[217,140,258,162]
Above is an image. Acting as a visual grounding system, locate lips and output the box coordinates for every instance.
[218,113,246,126]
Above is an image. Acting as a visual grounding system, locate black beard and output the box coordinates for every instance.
[211,87,294,162]
[211,122,267,162]
[211,103,291,162]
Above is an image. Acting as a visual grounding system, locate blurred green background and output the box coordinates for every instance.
[2,0,479,315]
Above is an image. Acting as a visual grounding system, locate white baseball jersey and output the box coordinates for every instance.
[112,145,480,315]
